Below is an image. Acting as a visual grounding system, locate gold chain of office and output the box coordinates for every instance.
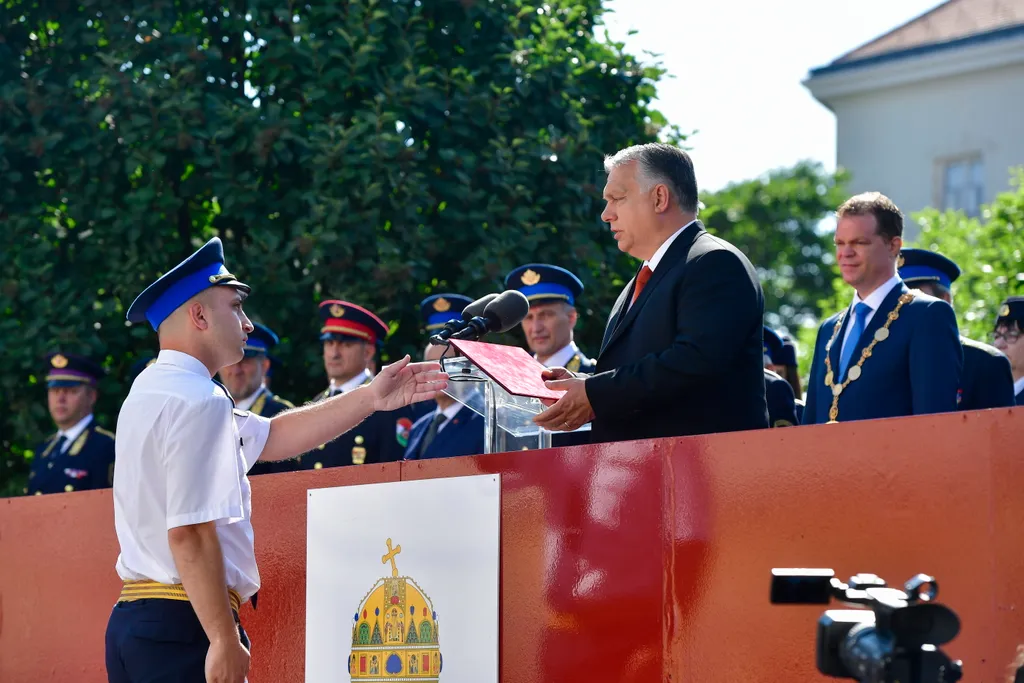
[822,292,913,423]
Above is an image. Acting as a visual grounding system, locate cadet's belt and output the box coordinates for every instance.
[119,580,242,613]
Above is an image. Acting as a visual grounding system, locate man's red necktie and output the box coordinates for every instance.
[631,265,653,305]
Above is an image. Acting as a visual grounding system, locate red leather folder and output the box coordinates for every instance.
[449,340,566,401]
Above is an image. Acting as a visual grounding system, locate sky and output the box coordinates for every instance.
[601,0,943,192]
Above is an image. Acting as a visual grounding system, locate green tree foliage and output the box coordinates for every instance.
[1,0,679,495]
[699,161,849,333]
[910,170,1024,342]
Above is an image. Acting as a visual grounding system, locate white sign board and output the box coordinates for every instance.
[306,474,500,683]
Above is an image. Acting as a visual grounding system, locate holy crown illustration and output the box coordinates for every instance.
[350,539,442,681]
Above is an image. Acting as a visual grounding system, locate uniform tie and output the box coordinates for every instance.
[52,434,68,455]
[839,302,871,379]
[417,413,447,458]
[630,266,654,306]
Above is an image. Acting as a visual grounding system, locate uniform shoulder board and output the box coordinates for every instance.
[274,394,296,409]
[94,426,116,439]
[962,336,1006,358]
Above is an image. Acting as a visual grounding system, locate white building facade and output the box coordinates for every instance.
[804,0,1024,238]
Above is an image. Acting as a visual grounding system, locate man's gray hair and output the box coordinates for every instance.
[604,143,699,214]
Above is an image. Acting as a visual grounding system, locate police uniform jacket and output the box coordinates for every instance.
[28,415,115,495]
[958,336,1015,411]
[244,387,296,475]
[765,369,799,427]
[403,403,485,461]
[804,280,962,425]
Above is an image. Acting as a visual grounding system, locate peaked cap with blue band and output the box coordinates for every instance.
[504,264,583,306]
[45,352,105,388]
[420,294,473,332]
[126,237,251,331]
[779,336,798,368]
[244,322,279,357]
[897,248,961,289]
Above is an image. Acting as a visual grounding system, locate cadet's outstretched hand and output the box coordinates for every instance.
[370,356,449,412]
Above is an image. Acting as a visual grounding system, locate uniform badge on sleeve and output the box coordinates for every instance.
[396,417,413,447]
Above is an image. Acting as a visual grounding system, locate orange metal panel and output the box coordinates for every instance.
[0,408,1020,682]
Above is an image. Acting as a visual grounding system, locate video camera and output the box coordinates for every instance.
[770,568,962,683]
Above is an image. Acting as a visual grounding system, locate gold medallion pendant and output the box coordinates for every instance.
[820,293,912,423]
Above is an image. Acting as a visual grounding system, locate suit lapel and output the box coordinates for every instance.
[601,222,704,354]
[848,284,906,368]
[601,286,631,354]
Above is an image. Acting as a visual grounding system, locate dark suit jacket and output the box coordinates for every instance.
[765,369,799,427]
[28,417,115,495]
[403,404,484,460]
[585,221,769,442]
[958,336,1015,411]
[804,283,962,425]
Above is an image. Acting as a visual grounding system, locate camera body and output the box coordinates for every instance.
[771,568,963,683]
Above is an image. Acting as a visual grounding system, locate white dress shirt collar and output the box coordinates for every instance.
[851,273,902,313]
[1014,376,1024,397]
[235,385,267,412]
[331,369,372,395]
[645,219,698,272]
[57,413,94,452]
[539,342,579,369]
[156,349,212,378]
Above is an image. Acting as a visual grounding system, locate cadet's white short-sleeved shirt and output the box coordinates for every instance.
[113,350,271,601]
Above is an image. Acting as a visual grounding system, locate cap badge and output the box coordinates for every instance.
[433,297,451,312]
[329,304,345,317]
[51,354,68,369]
[521,269,541,286]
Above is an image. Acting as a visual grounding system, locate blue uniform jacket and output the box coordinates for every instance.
[958,337,1015,411]
[27,417,115,495]
[403,404,485,461]
[804,284,962,425]
[765,369,799,427]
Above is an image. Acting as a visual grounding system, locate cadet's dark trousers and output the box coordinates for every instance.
[105,600,250,682]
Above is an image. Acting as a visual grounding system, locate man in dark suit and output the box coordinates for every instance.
[762,327,799,427]
[27,352,116,495]
[803,193,962,425]
[534,143,769,441]
[898,248,1015,411]
[992,296,1024,404]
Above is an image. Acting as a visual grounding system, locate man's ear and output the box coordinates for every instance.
[653,184,671,214]
[187,300,209,331]
[567,305,579,329]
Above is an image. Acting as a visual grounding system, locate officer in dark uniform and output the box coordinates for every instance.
[296,300,413,469]
[993,296,1024,404]
[504,264,597,374]
[899,249,1016,410]
[220,322,297,475]
[762,327,799,427]
[27,352,116,495]
[404,294,485,460]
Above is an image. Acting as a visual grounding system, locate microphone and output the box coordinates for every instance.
[450,290,530,341]
[429,293,501,344]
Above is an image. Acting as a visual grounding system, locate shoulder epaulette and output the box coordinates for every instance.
[94,426,116,439]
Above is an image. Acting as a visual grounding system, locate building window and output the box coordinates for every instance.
[940,157,984,217]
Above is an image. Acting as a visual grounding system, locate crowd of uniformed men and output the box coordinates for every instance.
[24,245,1024,497]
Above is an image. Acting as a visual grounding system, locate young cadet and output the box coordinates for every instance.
[105,237,446,683]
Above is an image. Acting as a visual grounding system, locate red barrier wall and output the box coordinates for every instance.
[2,408,1022,682]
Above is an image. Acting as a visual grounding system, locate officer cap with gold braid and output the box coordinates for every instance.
[319,300,389,345]
[996,296,1024,330]
[419,293,473,332]
[45,352,105,388]
[126,237,250,331]
[897,248,961,289]
[504,264,583,306]
[244,322,279,357]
